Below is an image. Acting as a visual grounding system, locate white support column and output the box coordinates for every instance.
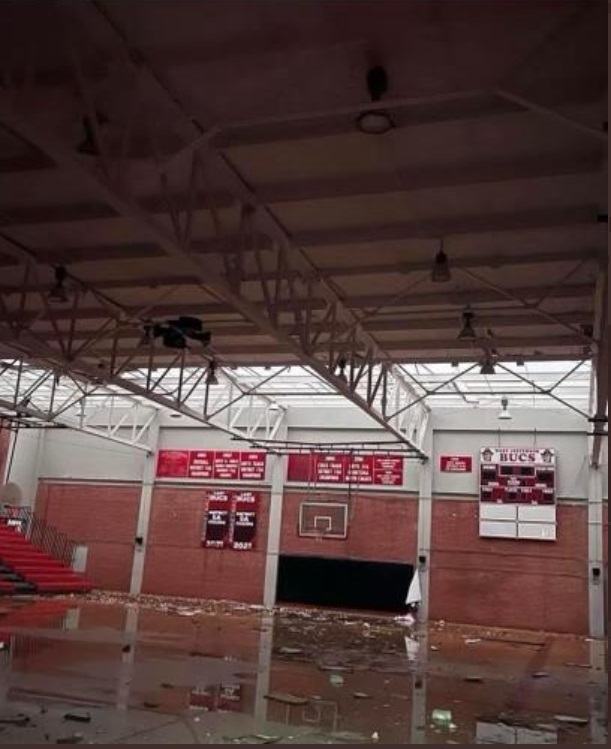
[262,452,287,610]
[129,415,160,596]
[411,426,433,744]
[587,464,605,639]
[416,426,434,624]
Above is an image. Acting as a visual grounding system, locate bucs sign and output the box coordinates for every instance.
[479,446,557,542]
[480,447,555,466]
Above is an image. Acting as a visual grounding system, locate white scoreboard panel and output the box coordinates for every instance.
[479,447,557,541]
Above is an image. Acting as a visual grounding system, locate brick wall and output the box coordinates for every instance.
[35,482,140,591]
[280,490,418,562]
[142,485,269,603]
[429,498,588,633]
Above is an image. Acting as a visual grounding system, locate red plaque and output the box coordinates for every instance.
[345,454,374,484]
[238,451,267,481]
[373,454,404,485]
[156,450,189,478]
[213,451,241,480]
[440,455,473,473]
[188,450,215,478]
[315,453,348,483]
[287,453,317,482]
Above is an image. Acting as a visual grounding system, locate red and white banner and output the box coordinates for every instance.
[286,452,404,486]
[156,449,267,481]
[440,455,473,473]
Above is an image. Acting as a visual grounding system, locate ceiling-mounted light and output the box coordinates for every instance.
[431,239,451,283]
[206,360,219,386]
[516,357,525,367]
[336,357,348,383]
[458,307,477,340]
[356,65,394,135]
[480,357,496,375]
[48,265,68,304]
[498,395,512,420]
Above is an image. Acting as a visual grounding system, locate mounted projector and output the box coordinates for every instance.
[141,316,212,350]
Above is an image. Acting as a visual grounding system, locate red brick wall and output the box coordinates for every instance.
[142,486,269,603]
[35,482,140,591]
[429,498,588,633]
[280,490,417,562]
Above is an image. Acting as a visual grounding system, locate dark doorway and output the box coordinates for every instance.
[277,555,413,613]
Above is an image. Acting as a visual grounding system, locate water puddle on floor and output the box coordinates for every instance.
[0,595,607,744]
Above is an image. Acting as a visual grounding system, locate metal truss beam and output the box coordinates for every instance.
[0,153,601,228]
[0,21,429,458]
[0,359,157,452]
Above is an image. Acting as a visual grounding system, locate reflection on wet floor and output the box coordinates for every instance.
[0,595,607,744]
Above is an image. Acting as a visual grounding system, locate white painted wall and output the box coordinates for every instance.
[39,429,145,482]
[431,407,590,500]
[4,428,44,505]
[10,404,595,503]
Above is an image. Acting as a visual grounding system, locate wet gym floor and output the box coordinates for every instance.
[0,594,607,744]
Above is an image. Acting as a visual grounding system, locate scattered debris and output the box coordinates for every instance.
[532,671,550,678]
[371,730,380,742]
[430,645,439,651]
[176,609,199,617]
[352,691,371,699]
[553,715,588,725]
[251,735,281,744]
[463,676,484,683]
[56,735,84,744]
[264,692,308,706]
[393,614,415,626]
[432,709,454,727]
[329,674,344,687]
[0,715,30,726]
[278,646,303,656]
[564,662,590,669]
[464,638,481,644]
[160,682,174,689]
[317,663,353,672]
[64,713,91,723]
[121,644,132,653]
[143,701,160,709]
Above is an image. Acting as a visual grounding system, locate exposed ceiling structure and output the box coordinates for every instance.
[0,0,607,460]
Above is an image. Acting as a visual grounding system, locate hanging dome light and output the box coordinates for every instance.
[458,307,477,340]
[356,65,394,135]
[498,395,512,420]
[431,239,451,283]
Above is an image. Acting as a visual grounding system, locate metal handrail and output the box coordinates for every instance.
[0,505,76,567]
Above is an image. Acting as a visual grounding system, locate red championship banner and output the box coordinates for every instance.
[156,449,267,481]
[287,452,404,486]
[156,450,189,478]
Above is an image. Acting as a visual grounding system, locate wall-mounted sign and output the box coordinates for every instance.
[440,455,473,473]
[156,449,190,478]
[479,447,557,541]
[231,491,258,550]
[286,452,404,486]
[202,490,259,550]
[203,490,231,548]
[156,450,267,481]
